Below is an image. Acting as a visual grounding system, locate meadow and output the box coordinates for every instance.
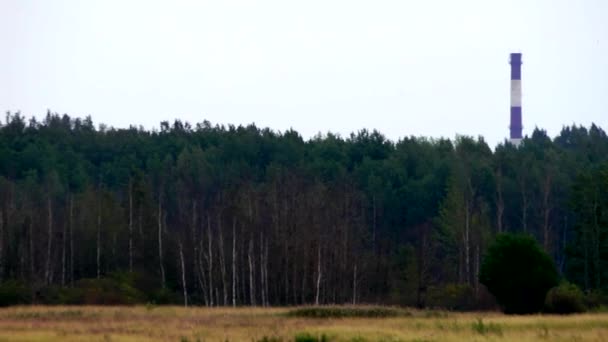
[0,305,606,342]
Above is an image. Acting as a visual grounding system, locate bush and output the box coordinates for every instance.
[37,285,83,305]
[294,333,330,342]
[471,318,502,336]
[108,271,178,304]
[583,290,608,310]
[426,284,475,311]
[148,287,178,305]
[544,282,586,314]
[479,233,559,314]
[0,280,30,306]
[71,277,145,305]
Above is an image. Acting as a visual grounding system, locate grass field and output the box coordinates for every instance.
[0,306,607,342]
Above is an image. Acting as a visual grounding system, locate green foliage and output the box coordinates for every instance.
[544,282,586,314]
[583,290,608,310]
[293,333,330,342]
[68,277,145,305]
[149,287,178,305]
[567,164,608,292]
[33,272,172,305]
[257,337,283,342]
[37,285,82,305]
[0,113,607,308]
[471,318,502,336]
[287,306,409,318]
[179,336,203,342]
[479,233,559,314]
[348,337,367,342]
[179,337,203,342]
[388,244,419,307]
[0,280,30,307]
[426,284,475,311]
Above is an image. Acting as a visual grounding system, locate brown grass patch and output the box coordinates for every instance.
[0,306,605,341]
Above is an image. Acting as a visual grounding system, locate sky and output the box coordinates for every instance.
[1,0,607,147]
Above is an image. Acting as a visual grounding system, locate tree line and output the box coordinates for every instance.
[0,111,607,307]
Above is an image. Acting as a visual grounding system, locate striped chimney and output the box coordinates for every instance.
[509,53,523,146]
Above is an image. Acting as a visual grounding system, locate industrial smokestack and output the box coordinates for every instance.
[509,53,523,146]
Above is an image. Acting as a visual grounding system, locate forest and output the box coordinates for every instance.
[0,111,607,309]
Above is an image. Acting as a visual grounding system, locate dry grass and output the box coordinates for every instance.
[0,305,606,341]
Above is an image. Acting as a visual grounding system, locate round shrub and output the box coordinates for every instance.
[427,284,475,311]
[479,233,559,314]
[545,282,586,314]
[73,278,145,305]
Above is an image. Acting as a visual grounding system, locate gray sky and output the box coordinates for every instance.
[1,0,607,147]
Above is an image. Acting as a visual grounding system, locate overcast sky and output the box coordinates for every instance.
[1,0,607,147]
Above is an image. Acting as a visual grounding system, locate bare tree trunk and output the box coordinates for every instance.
[264,237,269,306]
[342,215,349,303]
[542,175,552,252]
[247,191,256,306]
[206,215,214,306]
[61,221,66,285]
[111,233,117,271]
[415,224,432,308]
[97,194,102,279]
[45,197,53,284]
[19,242,25,281]
[232,217,237,307]
[179,239,188,307]
[29,217,34,282]
[69,195,74,286]
[157,195,166,288]
[464,201,471,285]
[458,239,464,284]
[198,238,209,306]
[138,205,143,237]
[315,244,322,305]
[248,237,255,306]
[129,180,133,273]
[0,210,3,282]
[241,251,247,305]
[218,213,228,306]
[474,245,480,296]
[5,186,17,281]
[259,232,266,307]
[583,214,590,290]
[352,264,357,305]
[190,200,204,304]
[284,238,289,305]
[293,253,298,304]
[301,251,307,304]
[593,193,601,289]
